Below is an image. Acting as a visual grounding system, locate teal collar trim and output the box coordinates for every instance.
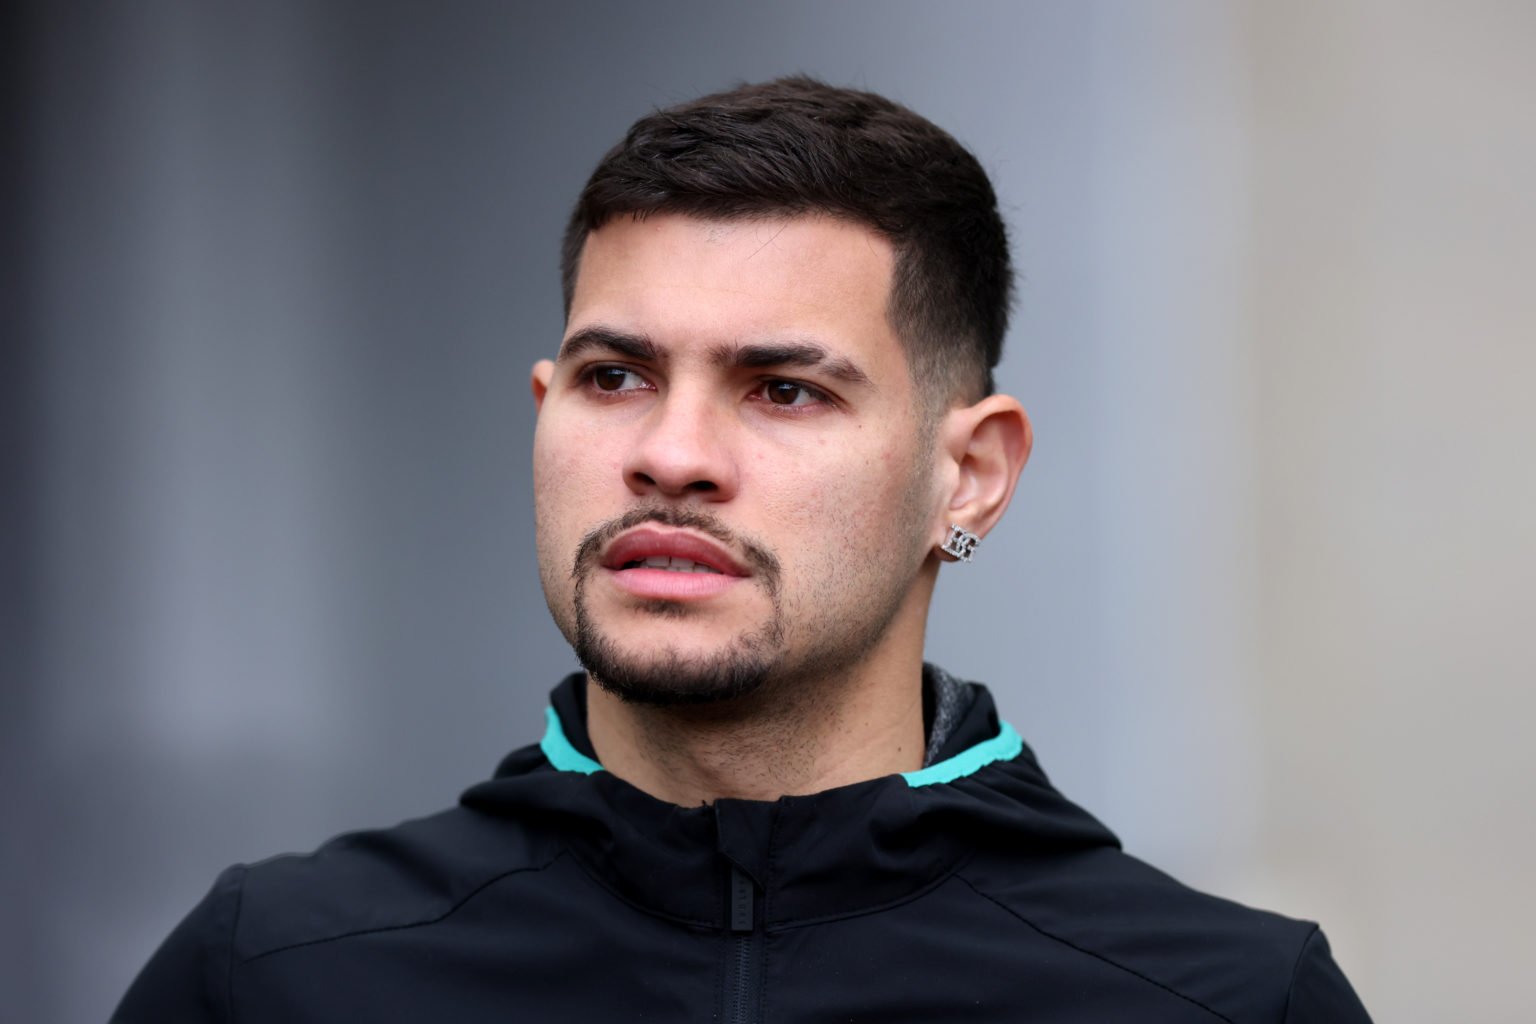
[901,721,1022,787]
[539,705,1020,786]
[540,706,604,775]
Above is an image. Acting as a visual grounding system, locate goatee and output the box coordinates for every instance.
[569,506,784,707]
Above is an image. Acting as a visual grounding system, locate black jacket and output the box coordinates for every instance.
[113,673,1372,1022]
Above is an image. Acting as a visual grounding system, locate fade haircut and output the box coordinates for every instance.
[560,76,1013,410]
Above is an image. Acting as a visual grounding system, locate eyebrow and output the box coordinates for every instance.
[557,325,874,391]
[710,341,874,389]
[557,326,659,363]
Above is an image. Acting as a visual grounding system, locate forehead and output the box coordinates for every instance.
[566,214,903,371]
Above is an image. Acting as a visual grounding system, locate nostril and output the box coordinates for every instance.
[628,471,718,495]
[623,433,734,498]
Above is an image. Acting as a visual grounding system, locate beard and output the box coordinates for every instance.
[568,506,787,707]
[573,607,782,707]
[555,470,933,709]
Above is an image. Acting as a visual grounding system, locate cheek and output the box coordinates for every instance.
[535,419,622,504]
[532,421,626,573]
[760,442,923,553]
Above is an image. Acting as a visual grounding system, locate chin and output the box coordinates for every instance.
[574,610,785,709]
[569,543,790,706]
[582,647,776,708]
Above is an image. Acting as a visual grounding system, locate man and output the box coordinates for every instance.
[115,77,1371,1022]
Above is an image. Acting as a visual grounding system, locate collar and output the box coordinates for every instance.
[538,664,1013,780]
[460,670,1117,929]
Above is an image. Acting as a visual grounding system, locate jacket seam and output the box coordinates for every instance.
[759,804,781,1023]
[224,865,246,1024]
[1281,924,1322,1024]
[767,851,977,932]
[561,844,976,934]
[955,873,1237,1024]
[561,847,718,930]
[237,851,564,964]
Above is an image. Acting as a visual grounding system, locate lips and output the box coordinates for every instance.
[601,527,749,577]
[620,555,722,574]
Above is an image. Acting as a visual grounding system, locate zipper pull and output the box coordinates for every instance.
[729,863,754,933]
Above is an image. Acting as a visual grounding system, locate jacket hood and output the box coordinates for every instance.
[460,671,1119,930]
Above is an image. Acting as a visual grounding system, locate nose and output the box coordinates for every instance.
[622,389,739,501]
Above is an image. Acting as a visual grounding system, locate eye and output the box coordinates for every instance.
[586,366,651,393]
[757,379,828,408]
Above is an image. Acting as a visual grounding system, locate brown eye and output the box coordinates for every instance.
[593,367,634,391]
[766,381,805,405]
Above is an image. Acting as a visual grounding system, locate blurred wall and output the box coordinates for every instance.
[1247,4,1536,1020]
[5,2,1533,1021]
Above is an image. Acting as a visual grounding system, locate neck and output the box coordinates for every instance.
[585,606,930,805]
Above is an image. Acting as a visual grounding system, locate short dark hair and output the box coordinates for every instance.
[561,76,1012,408]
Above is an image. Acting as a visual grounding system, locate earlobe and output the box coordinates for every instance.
[938,395,1032,549]
[531,359,555,412]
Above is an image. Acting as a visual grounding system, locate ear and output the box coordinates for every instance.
[936,394,1032,549]
[530,359,555,412]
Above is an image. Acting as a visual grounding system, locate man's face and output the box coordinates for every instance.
[531,213,943,705]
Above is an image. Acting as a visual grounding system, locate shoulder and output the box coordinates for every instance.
[229,802,561,960]
[957,846,1369,1023]
[111,803,562,1022]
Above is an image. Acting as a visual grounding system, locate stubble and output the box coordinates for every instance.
[568,506,785,706]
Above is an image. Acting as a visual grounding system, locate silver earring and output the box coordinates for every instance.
[940,523,980,563]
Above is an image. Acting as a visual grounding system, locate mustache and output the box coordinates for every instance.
[571,506,781,590]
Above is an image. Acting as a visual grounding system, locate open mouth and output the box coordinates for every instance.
[620,556,724,574]
[601,526,747,578]
[596,526,748,600]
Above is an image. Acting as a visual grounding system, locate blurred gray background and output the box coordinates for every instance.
[6,2,1534,1021]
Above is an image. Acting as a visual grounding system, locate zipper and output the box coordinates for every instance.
[723,862,761,1024]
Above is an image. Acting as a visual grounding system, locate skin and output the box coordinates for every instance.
[531,213,1031,805]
